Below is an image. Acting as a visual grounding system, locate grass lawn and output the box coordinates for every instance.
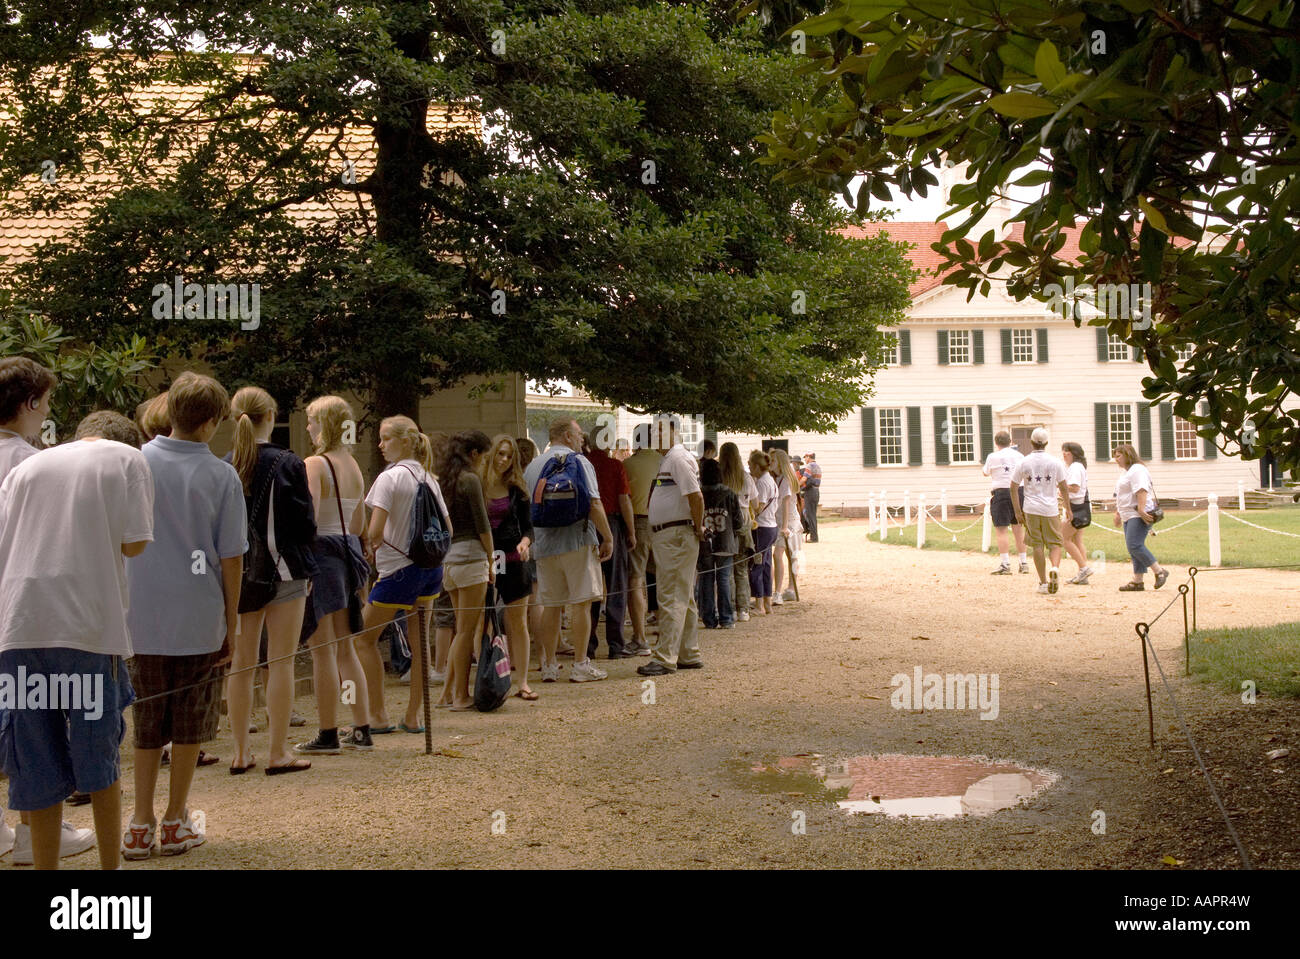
[1189,623,1300,698]
[869,507,1300,569]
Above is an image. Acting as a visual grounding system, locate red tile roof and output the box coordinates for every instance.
[839,221,953,297]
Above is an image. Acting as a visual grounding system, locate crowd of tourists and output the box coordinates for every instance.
[0,356,821,868]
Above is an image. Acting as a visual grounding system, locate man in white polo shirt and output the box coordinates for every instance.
[1009,427,1071,595]
[637,416,705,675]
[983,431,1027,574]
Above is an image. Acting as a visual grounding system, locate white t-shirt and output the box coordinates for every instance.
[737,473,757,512]
[1115,463,1155,523]
[365,459,449,578]
[983,446,1024,490]
[1066,461,1088,505]
[753,473,779,528]
[0,431,38,484]
[1011,451,1068,517]
[0,439,154,657]
[647,443,701,527]
[776,475,798,530]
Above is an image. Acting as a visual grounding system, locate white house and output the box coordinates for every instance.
[717,221,1258,514]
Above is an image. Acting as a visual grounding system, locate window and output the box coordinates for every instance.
[948,330,971,365]
[678,415,700,449]
[1011,329,1035,363]
[1173,416,1200,460]
[878,408,904,465]
[1108,403,1133,449]
[879,333,899,367]
[1107,334,1130,362]
[947,405,976,464]
[1175,344,1195,363]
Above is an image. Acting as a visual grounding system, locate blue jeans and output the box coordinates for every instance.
[749,526,778,598]
[1124,517,1158,574]
[697,553,735,627]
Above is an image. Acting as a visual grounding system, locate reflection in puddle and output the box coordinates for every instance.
[740,754,1056,819]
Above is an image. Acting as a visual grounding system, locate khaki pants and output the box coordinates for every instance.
[650,525,701,668]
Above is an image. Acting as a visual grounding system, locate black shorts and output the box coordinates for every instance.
[496,559,535,605]
[990,487,1024,527]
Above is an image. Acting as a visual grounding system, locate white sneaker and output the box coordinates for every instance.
[1076,566,1093,585]
[540,661,560,683]
[0,818,14,858]
[121,821,156,861]
[781,589,797,602]
[772,595,784,606]
[569,660,608,683]
[739,611,750,622]
[159,811,205,856]
[430,669,446,685]
[1048,568,1059,594]
[13,821,96,865]
[1037,583,1050,594]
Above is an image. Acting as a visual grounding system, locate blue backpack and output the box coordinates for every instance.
[531,452,592,528]
[384,464,451,568]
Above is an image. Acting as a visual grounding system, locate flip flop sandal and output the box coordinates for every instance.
[197,751,220,767]
[369,724,397,734]
[265,759,311,775]
[513,689,539,701]
[399,722,425,733]
[230,757,256,775]
[448,703,475,712]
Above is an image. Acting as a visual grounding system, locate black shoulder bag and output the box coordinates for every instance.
[239,450,291,614]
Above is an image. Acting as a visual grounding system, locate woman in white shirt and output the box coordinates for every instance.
[1111,443,1169,591]
[747,450,778,614]
[720,443,756,622]
[1061,442,1095,585]
[769,448,800,605]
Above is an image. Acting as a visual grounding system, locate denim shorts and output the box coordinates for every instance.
[0,647,134,811]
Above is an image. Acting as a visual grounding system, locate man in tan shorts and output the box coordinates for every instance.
[1009,427,1071,595]
[622,423,661,655]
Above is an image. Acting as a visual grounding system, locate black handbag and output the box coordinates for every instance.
[238,450,291,614]
[323,455,370,633]
[1070,498,1093,529]
[1145,478,1165,524]
[474,586,513,711]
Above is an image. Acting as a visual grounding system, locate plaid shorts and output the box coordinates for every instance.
[127,651,226,749]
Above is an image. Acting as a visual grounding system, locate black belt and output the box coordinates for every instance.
[651,518,694,534]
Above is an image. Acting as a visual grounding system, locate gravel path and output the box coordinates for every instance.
[58,519,1297,869]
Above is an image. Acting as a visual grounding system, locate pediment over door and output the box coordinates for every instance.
[998,398,1055,425]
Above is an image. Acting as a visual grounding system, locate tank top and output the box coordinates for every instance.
[315,455,362,537]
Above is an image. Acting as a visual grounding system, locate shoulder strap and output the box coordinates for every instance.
[381,462,429,557]
[251,449,291,527]
[323,454,348,534]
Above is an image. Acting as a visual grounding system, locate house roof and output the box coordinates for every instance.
[0,64,479,268]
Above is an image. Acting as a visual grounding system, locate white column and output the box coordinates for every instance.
[1237,480,1245,511]
[1208,493,1222,568]
[981,501,993,553]
[916,494,927,548]
[940,489,948,522]
[867,493,876,534]
[903,489,911,525]
[879,491,888,542]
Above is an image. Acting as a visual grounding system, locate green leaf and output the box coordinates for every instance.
[1034,40,1067,91]
[987,92,1056,119]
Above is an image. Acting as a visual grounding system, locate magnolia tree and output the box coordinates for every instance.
[754,0,1300,468]
[0,1,914,434]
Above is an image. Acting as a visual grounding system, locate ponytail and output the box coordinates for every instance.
[414,431,434,474]
[230,386,277,492]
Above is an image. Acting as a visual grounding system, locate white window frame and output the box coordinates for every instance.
[1108,402,1133,450]
[1011,328,1035,364]
[948,330,972,365]
[678,415,700,449]
[877,407,905,466]
[1107,334,1130,362]
[1173,415,1200,461]
[879,333,899,367]
[1175,344,1195,363]
[946,405,977,465]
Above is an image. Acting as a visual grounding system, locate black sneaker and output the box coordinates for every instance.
[637,661,674,676]
[340,728,374,751]
[294,733,342,755]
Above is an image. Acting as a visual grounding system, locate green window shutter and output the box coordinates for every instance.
[1131,344,1142,362]
[1137,401,1153,461]
[1096,327,1109,362]
[1036,328,1049,363]
[937,330,949,365]
[899,329,911,365]
[860,407,877,467]
[1094,403,1109,462]
[1000,329,1012,364]
[1201,401,1217,459]
[972,329,984,364]
[1159,403,1176,460]
[907,406,922,465]
[978,405,994,460]
[934,407,949,465]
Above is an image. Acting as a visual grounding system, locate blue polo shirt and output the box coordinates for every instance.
[521,443,601,559]
[126,435,248,656]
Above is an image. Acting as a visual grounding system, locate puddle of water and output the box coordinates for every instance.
[733,753,1056,819]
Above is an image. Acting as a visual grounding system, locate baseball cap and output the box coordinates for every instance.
[1031,427,1050,445]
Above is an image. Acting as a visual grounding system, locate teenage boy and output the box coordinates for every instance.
[122,373,245,859]
[0,357,97,865]
[1009,427,1071,595]
[0,411,153,869]
[983,431,1028,574]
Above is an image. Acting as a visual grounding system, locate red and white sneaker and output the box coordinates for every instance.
[159,811,205,856]
[121,822,156,861]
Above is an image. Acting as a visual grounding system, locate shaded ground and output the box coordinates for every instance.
[24,519,1298,869]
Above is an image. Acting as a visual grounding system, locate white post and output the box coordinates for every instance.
[879,492,888,542]
[1208,493,1222,568]
[903,489,911,525]
[916,494,927,548]
[981,502,993,553]
[867,493,876,534]
[1237,480,1245,512]
[940,489,948,523]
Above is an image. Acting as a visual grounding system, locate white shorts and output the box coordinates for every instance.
[536,547,604,609]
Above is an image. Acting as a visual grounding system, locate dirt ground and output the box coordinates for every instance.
[37,519,1300,869]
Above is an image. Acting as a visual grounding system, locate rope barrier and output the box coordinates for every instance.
[1219,510,1300,538]
[1152,509,1208,533]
